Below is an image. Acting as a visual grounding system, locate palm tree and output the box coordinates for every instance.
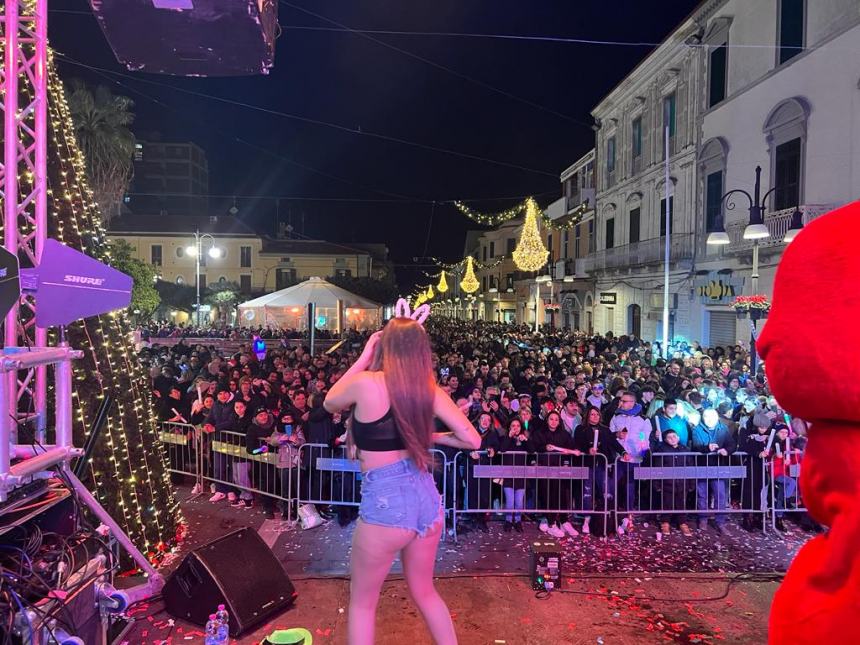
[66,79,136,224]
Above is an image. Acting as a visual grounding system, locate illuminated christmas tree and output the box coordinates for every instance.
[0,52,183,558]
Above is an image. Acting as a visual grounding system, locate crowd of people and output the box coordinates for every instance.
[140,322,344,340]
[146,319,808,534]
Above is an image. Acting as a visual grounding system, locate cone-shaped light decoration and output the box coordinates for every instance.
[512,198,549,272]
[460,256,480,293]
[437,271,449,293]
[426,285,435,299]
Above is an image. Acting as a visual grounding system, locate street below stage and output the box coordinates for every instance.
[119,485,800,643]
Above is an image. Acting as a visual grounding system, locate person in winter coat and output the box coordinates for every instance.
[531,411,578,538]
[466,411,502,532]
[650,428,694,536]
[770,423,800,531]
[229,400,254,508]
[652,398,690,448]
[204,387,238,502]
[247,407,305,520]
[498,417,534,532]
[572,406,619,535]
[740,412,774,531]
[610,392,653,533]
[691,408,737,533]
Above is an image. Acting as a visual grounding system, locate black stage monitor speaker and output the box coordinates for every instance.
[163,527,296,636]
[88,0,278,77]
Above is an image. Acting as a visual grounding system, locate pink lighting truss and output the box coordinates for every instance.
[1,0,49,439]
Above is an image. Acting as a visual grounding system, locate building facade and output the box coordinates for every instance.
[126,140,210,216]
[107,215,390,299]
[691,0,860,347]
[587,9,704,343]
[446,0,858,348]
[584,0,858,348]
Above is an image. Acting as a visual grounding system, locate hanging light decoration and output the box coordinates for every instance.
[437,270,449,293]
[460,256,480,293]
[426,285,435,299]
[513,198,549,272]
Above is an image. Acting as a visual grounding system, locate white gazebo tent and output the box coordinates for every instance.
[237,276,381,332]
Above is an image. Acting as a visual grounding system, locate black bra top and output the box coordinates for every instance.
[352,408,406,451]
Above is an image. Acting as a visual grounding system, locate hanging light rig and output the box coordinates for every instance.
[512,198,550,273]
[460,256,480,294]
[437,271,449,293]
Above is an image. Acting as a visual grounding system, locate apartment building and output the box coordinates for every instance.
[108,215,389,297]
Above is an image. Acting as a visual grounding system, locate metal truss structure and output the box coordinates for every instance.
[1,0,48,439]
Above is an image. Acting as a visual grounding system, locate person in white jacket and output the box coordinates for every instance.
[610,392,653,534]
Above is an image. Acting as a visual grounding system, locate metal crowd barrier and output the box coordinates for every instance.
[159,424,807,537]
[618,451,768,530]
[452,451,610,541]
[294,444,448,537]
[770,449,805,530]
[159,421,203,491]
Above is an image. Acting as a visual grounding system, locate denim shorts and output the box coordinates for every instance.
[359,459,443,537]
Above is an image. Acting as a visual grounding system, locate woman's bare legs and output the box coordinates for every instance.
[401,517,456,645]
[348,519,413,645]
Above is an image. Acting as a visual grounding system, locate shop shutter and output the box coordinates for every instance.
[708,311,737,348]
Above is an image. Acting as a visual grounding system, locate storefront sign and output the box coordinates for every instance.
[694,272,744,304]
[599,292,617,305]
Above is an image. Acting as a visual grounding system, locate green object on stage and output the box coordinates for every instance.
[260,628,313,644]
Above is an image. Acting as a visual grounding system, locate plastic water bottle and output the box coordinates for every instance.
[215,604,230,642]
[204,614,219,645]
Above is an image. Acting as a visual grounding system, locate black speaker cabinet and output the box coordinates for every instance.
[163,527,296,636]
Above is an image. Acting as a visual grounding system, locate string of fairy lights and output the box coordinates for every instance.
[3,49,185,559]
[409,196,586,307]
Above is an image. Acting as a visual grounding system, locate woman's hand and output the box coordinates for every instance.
[354,331,382,371]
[588,447,598,456]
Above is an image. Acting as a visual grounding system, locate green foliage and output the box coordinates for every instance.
[66,80,136,223]
[205,281,241,323]
[328,275,399,305]
[108,239,160,314]
[154,280,197,314]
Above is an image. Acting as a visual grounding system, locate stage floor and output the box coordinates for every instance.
[117,485,811,643]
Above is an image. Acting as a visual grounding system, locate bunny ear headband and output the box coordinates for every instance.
[394,298,431,326]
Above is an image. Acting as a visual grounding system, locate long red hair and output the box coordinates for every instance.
[372,317,435,470]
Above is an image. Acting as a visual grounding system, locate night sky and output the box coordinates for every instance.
[50,0,698,288]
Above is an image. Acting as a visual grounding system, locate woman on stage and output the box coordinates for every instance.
[324,304,481,645]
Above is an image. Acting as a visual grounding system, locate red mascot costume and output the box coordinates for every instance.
[757,200,860,644]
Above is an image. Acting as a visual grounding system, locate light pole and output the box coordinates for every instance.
[706,166,802,374]
[186,229,222,327]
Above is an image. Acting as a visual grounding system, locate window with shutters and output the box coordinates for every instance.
[764,98,808,211]
[662,94,676,158]
[489,241,495,258]
[506,238,516,254]
[606,136,616,187]
[709,44,728,107]
[240,275,252,293]
[778,0,805,65]
[240,246,252,268]
[150,245,162,267]
[774,139,802,210]
[631,117,642,174]
[659,197,674,237]
[705,171,724,232]
[628,208,641,244]
[605,218,615,250]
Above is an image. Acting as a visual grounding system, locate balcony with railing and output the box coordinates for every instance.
[567,187,594,213]
[722,204,837,253]
[579,233,695,274]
